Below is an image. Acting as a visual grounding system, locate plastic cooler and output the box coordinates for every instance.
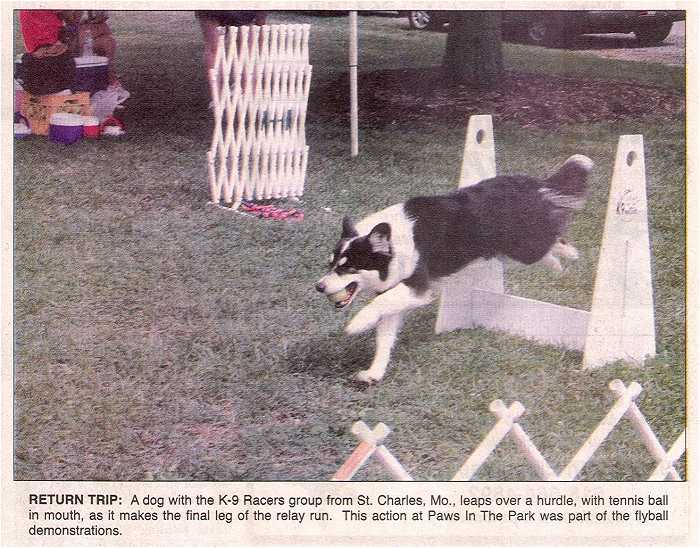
[73,55,109,94]
[48,112,84,144]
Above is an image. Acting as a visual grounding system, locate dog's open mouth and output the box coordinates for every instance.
[328,282,358,309]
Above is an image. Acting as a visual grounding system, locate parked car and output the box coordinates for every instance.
[405,10,685,47]
[405,10,446,30]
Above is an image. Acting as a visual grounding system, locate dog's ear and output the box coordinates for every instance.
[341,216,358,239]
[368,223,392,256]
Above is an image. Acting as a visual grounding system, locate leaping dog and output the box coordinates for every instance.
[316,155,593,383]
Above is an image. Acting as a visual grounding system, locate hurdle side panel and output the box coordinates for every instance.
[469,289,590,351]
[436,115,503,334]
[458,114,497,188]
[583,135,656,369]
[435,260,504,333]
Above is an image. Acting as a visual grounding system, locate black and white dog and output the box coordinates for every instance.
[316,155,593,383]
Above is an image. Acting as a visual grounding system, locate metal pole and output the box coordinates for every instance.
[349,11,359,157]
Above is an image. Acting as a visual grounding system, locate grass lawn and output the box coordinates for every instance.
[13,12,685,480]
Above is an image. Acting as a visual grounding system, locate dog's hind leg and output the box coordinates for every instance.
[537,238,580,272]
[355,313,404,384]
[537,252,563,272]
[552,238,579,260]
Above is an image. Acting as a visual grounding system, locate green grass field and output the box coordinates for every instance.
[13,12,685,481]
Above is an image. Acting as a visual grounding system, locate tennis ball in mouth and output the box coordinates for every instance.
[328,288,350,303]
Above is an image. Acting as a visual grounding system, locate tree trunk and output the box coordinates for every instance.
[443,11,503,89]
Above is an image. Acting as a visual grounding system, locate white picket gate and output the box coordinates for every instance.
[436,116,657,369]
[332,380,685,481]
[207,24,312,209]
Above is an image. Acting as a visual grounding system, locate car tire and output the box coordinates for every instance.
[634,22,673,46]
[407,11,433,30]
[525,17,570,47]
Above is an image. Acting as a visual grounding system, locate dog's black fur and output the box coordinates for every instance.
[404,172,579,292]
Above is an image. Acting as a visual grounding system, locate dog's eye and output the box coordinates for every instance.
[336,264,358,275]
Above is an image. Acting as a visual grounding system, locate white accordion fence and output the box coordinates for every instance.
[435,115,657,369]
[207,24,312,209]
[332,380,685,481]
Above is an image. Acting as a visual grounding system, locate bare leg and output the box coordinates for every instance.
[197,16,220,99]
[80,22,118,84]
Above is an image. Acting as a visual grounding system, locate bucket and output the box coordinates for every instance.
[49,112,84,144]
[73,55,109,94]
[83,115,101,138]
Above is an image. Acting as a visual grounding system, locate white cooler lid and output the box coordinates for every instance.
[50,113,84,127]
[82,116,100,126]
[74,55,109,68]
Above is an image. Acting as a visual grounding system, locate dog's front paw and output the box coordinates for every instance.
[345,309,379,336]
[354,369,381,384]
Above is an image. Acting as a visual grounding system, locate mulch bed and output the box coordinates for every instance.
[312,67,685,129]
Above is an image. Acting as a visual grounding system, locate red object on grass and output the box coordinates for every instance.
[83,123,101,138]
[100,115,125,136]
[240,202,304,221]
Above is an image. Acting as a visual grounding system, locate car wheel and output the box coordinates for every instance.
[525,17,569,47]
[634,22,673,46]
[407,11,432,30]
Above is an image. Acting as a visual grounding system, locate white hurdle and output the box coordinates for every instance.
[332,380,685,481]
[436,115,656,369]
[207,24,312,209]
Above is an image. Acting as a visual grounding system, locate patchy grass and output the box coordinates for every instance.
[13,11,685,481]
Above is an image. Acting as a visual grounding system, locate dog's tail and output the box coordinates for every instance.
[540,155,593,210]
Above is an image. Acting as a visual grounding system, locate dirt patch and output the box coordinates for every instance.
[313,67,684,129]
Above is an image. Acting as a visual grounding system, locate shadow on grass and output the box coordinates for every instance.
[285,304,440,383]
[286,330,372,380]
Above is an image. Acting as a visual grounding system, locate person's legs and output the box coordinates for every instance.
[198,15,220,96]
[79,22,119,84]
